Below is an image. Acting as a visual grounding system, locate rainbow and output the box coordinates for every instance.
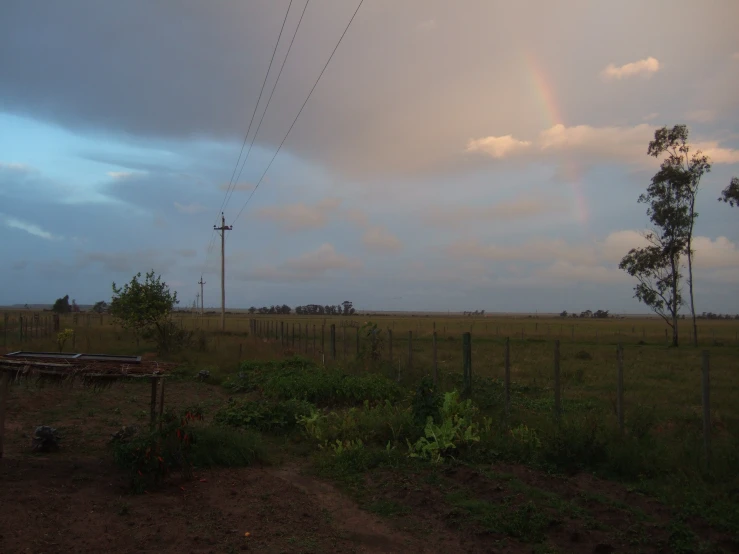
[523,51,590,227]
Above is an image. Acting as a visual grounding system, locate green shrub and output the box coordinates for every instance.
[539,414,608,474]
[213,398,315,432]
[412,376,442,427]
[188,426,268,468]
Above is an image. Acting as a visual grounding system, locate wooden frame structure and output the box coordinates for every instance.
[0,352,177,459]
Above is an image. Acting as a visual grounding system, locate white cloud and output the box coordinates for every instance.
[362,227,403,253]
[255,198,341,231]
[243,243,361,283]
[424,195,562,228]
[601,56,660,80]
[536,260,629,285]
[692,236,739,270]
[643,112,660,121]
[468,124,739,166]
[107,171,135,179]
[1,214,59,240]
[685,109,716,123]
[174,201,207,214]
[0,162,31,172]
[466,135,531,158]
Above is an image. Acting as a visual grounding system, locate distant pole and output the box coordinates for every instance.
[198,276,206,316]
[213,212,232,332]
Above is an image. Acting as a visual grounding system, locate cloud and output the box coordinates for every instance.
[78,249,180,273]
[466,135,531,159]
[174,201,207,214]
[1,214,59,240]
[536,260,629,285]
[732,52,739,61]
[243,243,361,283]
[107,171,135,179]
[468,123,739,166]
[643,112,660,121]
[424,195,561,228]
[600,56,660,80]
[255,198,341,231]
[0,162,31,172]
[362,227,403,253]
[685,109,716,123]
[218,182,254,192]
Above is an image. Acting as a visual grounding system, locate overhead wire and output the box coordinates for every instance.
[232,0,365,225]
[199,0,295,276]
[223,0,312,216]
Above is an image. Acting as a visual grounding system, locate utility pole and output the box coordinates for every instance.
[198,276,206,316]
[213,213,232,332]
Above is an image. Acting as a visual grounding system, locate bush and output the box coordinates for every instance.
[214,398,315,432]
[539,414,608,474]
[188,426,268,468]
[412,376,442,427]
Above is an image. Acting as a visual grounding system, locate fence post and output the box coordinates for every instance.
[330,324,336,360]
[149,377,158,430]
[462,332,472,398]
[313,325,316,354]
[702,350,711,469]
[298,323,302,350]
[554,340,561,420]
[356,327,360,358]
[617,343,624,434]
[388,329,393,363]
[407,330,413,371]
[504,337,511,419]
[292,324,295,348]
[343,325,347,359]
[19,315,23,343]
[432,324,438,386]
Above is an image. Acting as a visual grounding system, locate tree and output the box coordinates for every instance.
[719,177,739,208]
[248,307,256,314]
[52,295,71,314]
[110,270,187,352]
[648,125,710,346]
[92,301,108,314]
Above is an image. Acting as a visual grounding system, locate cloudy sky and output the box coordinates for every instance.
[1,0,738,313]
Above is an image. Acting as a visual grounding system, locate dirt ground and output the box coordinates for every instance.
[1,380,737,553]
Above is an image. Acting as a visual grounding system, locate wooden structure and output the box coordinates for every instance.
[0,352,177,459]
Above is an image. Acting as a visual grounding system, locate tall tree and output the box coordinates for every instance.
[620,133,693,346]
[52,295,71,314]
[719,177,739,207]
[647,125,710,346]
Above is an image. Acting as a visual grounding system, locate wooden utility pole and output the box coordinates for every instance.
[213,213,232,332]
[198,276,206,316]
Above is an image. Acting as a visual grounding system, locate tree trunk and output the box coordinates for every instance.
[670,252,679,347]
[687,202,698,346]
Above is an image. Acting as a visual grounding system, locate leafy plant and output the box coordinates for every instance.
[32,425,61,452]
[56,329,74,353]
[411,375,441,427]
[214,398,315,432]
[359,321,384,361]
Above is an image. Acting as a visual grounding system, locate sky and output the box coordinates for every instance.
[1,0,738,313]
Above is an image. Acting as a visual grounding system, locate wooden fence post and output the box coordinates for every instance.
[321,324,325,354]
[407,330,413,371]
[617,344,624,434]
[504,337,511,418]
[388,329,393,363]
[343,325,347,359]
[554,340,561,420]
[0,371,10,459]
[702,350,711,468]
[19,315,23,343]
[313,325,316,354]
[432,324,438,386]
[292,324,295,348]
[330,324,336,360]
[149,377,158,430]
[462,332,472,398]
[356,327,360,358]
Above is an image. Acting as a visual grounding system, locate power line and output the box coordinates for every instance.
[216,0,295,220]
[200,0,295,277]
[232,0,365,225]
[223,0,312,216]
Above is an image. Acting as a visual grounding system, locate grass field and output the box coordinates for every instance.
[2,310,739,552]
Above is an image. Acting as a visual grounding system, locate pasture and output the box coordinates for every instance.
[1,310,738,553]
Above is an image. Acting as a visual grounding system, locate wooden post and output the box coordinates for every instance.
[298,323,301,351]
[0,371,10,459]
[321,324,325,354]
[157,377,165,434]
[313,325,316,354]
[239,343,243,361]
[702,350,711,468]
[388,329,393,363]
[330,324,336,360]
[554,340,561,420]
[19,315,23,343]
[571,325,574,341]
[149,377,158,430]
[292,323,295,348]
[617,343,624,434]
[462,332,472,398]
[432,328,438,386]
[407,330,413,371]
[356,327,360,358]
[343,325,347,359]
[504,337,511,418]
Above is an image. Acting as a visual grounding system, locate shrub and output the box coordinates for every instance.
[539,414,608,474]
[187,426,268,468]
[214,398,315,432]
[411,376,442,427]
